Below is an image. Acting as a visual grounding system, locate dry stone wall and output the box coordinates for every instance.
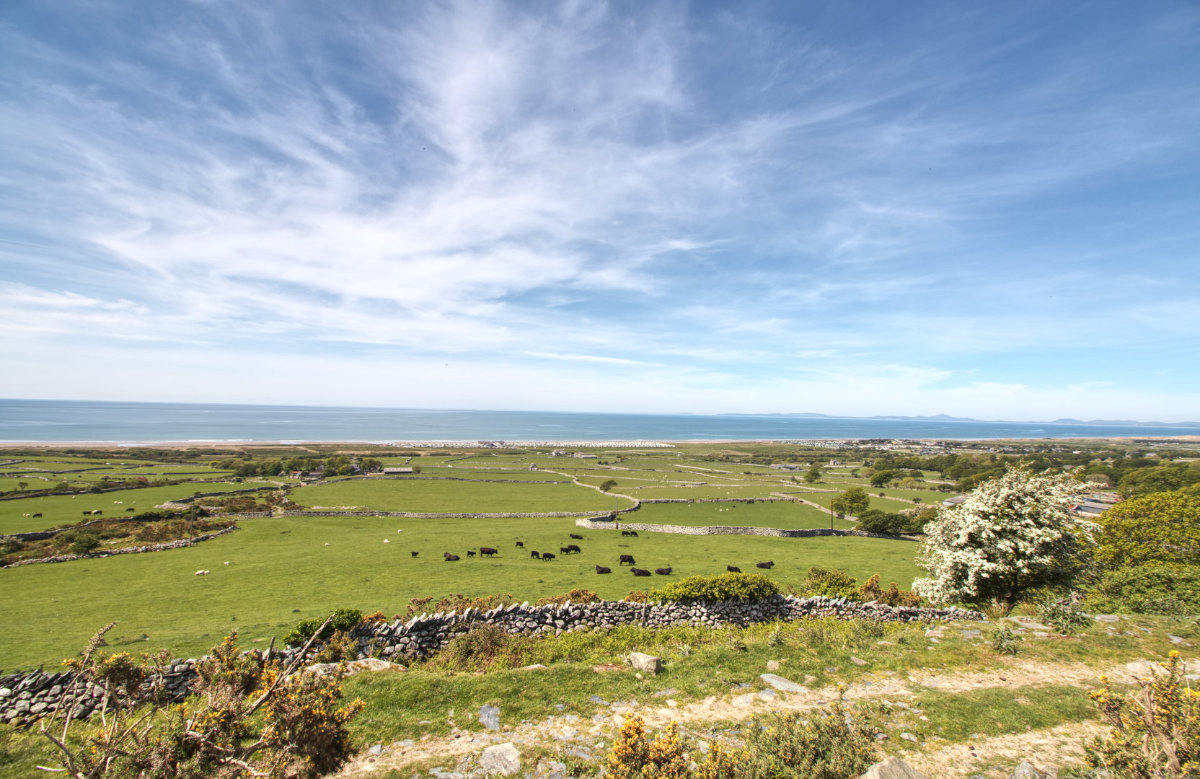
[0,594,980,726]
[574,517,911,541]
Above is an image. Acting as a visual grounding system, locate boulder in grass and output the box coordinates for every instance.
[628,652,661,674]
[860,756,927,779]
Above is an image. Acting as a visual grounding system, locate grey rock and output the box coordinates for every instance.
[860,756,927,778]
[1009,761,1049,779]
[628,652,661,674]
[368,743,383,755]
[1093,614,1120,623]
[900,732,919,743]
[759,673,806,693]
[479,704,501,731]
[851,655,867,666]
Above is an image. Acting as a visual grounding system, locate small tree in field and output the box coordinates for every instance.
[913,466,1094,608]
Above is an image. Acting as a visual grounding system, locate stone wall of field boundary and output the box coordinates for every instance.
[163,485,280,505]
[0,594,981,726]
[0,525,238,568]
[574,517,915,541]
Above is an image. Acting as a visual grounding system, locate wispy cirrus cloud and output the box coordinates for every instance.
[1,0,1198,418]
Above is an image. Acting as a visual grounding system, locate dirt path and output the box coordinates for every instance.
[335,655,1179,777]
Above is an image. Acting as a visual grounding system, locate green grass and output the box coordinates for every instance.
[633,501,855,530]
[0,482,254,534]
[289,478,633,513]
[0,515,922,668]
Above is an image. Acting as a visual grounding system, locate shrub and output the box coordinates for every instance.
[538,589,601,606]
[1085,564,1200,616]
[914,466,1094,608]
[606,718,691,779]
[425,623,515,671]
[398,592,515,619]
[44,624,363,778]
[858,574,922,607]
[648,572,781,604]
[1037,594,1089,634]
[1085,652,1200,776]
[801,566,859,599]
[624,590,650,603]
[991,624,1022,655]
[740,696,878,778]
[68,531,101,556]
[1094,492,1200,570]
[283,608,363,647]
[856,509,908,536]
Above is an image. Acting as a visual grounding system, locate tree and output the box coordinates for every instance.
[830,487,869,518]
[599,479,618,492]
[913,466,1094,608]
[1094,492,1200,570]
[870,470,895,488]
[804,465,822,484]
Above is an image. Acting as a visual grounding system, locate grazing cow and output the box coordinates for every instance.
[621,530,639,537]
[566,544,581,554]
[560,546,572,555]
[618,554,636,566]
[727,565,741,573]
[125,507,135,512]
[444,553,460,562]
[569,533,583,540]
[654,567,672,576]
[756,561,774,569]
[630,568,651,577]
[530,550,541,559]
[479,547,498,557]
[515,541,524,548]
[541,552,556,561]
[411,551,419,557]
[32,513,42,518]
[466,550,476,557]
[595,565,612,574]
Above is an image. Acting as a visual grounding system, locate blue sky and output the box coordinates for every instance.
[2,1,1198,421]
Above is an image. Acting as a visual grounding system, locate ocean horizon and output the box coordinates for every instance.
[2,399,1199,444]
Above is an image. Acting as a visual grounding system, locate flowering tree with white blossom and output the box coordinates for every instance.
[913,466,1096,608]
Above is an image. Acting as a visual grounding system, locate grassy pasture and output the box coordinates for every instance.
[634,501,855,530]
[620,485,786,500]
[411,467,570,481]
[289,478,633,514]
[0,513,920,668]
[0,482,254,534]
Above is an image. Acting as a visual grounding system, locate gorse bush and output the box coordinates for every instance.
[648,572,781,604]
[44,622,363,778]
[606,717,748,779]
[800,566,859,599]
[283,608,363,647]
[537,589,601,606]
[857,574,922,607]
[1085,652,1200,776]
[740,696,879,779]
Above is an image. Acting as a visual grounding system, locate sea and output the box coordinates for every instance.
[1,399,1198,444]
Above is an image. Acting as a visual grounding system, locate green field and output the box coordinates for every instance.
[634,500,856,530]
[289,478,634,513]
[0,482,255,534]
[0,513,921,667]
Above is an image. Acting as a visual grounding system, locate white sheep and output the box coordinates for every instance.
[194,570,209,576]
[383,538,390,544]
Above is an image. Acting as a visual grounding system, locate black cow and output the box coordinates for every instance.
[444,553,460,561]
[411,551,419,557]
[621,530,639,537]
[32,512,42,518]
[479,547,498,557]
[595,565,612,574]
[466,550,476,557]
[654,567,672,576]
[541,552,556,561]
[756,561,774,569]
[125,507,135,512]
[569,533,583,540]
[560,546,572,555]
[531,550,541,559]
[515,541,524,548]
[561,544,581,554]
[727,565,741,573]
[618,554,636,566]
[630,568,651,577]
